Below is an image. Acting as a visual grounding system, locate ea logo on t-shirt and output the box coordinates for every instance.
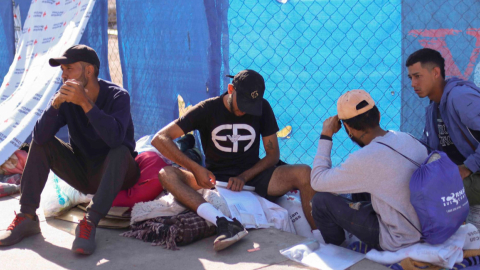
[211,124,256,153]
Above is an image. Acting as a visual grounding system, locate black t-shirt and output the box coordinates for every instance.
[175,93,279,176]
[437,107,465,165]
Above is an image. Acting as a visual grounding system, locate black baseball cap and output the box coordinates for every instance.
[49,44,100,69]
[226,69,265,116]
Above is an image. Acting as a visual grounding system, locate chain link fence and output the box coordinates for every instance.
[103,0,480,165]
[107,0,122,87]
[228,0,402,165]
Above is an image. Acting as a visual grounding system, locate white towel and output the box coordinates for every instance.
[366,224,480,268]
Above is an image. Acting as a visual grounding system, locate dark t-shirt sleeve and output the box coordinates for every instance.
[175,100,210,134]
[260,100,279,137]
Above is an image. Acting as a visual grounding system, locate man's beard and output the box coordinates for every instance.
[227,94,235,113]
[79,67,89,87]
[345,126,365,148]
[80,72,88,87]
[350,135,365,148]
[62,71,88,87]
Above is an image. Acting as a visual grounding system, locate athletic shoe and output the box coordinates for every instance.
[0,212,41,246]
[71,216,96,255]
[213,217,248,251]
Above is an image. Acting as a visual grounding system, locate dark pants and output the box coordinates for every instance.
[311,192,382,250]
[463,172,480,206]
[20,138,139,226]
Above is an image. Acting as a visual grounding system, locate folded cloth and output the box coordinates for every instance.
[349,242,480,270]
[120,211,216,250]
[366,224,480,268]
[399,249,480,270]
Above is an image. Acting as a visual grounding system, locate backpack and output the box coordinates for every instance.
[377,142,469,245]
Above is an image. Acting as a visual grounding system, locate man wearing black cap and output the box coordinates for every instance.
[0,45,139,255]
[152,69,316,251]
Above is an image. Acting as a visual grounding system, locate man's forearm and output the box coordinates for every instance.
[238,153,279,182]
[151,134,201,172]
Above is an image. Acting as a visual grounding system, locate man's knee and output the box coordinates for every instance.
[29,137,57,152]
[311,192,335,215]
[289,164,311,187]
[158,166,181,186]
[107,145,130,157]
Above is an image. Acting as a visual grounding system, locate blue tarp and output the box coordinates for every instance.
[116,0,229,139]
[0,0,15,87]
[116,0,403,164]
[79,0,111,81]
[2,0,478,165]
[228,0,402,164]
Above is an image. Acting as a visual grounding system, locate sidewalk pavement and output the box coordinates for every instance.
[0,194,389,270]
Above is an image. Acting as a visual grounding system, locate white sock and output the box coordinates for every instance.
[197,202,231,226]
[312,229,325,244]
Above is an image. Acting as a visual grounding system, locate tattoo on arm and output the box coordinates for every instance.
[267,140,274,150]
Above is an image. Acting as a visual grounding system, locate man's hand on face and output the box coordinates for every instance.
[458,164,472,179]
[322,115,342,137]
[52,91,66,109]
[193,166,216,189]
[226,176,246,192]
[59,79,90,106]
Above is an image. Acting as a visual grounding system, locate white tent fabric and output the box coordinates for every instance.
[0,0,96,164]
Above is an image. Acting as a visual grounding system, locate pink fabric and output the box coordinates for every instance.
[112,151,169,208]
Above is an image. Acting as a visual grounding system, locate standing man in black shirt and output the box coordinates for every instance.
[152,70,315,251]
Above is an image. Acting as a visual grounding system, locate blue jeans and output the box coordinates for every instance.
[311,192,382,250]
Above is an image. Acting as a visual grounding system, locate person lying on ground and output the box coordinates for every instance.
[0,45,139,255]
[406,48,480,206]
[151,69,316,251]
[310,89,427,251]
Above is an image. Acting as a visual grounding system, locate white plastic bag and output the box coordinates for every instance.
[40,171,93,217]
[255,193,295,233]
[467,205,480,231]
[280,239,365,270]
[276,190,313,238]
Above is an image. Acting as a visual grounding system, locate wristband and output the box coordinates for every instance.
[320,134,332,141]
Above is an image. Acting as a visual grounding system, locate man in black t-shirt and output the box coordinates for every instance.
[152,70,316,251]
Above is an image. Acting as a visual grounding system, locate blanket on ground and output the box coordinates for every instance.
[121,211,217,250]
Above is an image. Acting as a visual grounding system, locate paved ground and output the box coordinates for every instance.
[0,194,389,270]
